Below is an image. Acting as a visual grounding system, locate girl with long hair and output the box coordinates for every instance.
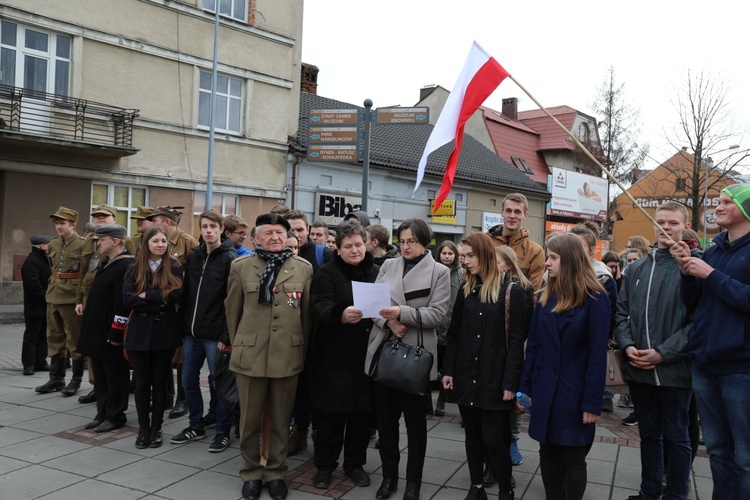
[123,226,183,449]
[520,233,610,500]
[442,233,526,500]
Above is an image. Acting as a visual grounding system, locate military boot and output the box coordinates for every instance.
[287,424,309,456]
[61,358,85,396]
[35,357,66,393]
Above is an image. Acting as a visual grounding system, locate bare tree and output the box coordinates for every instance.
[665,68,749,229]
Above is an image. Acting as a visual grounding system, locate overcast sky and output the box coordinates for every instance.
[301,0,748,170]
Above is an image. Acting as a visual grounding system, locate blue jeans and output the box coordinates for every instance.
[629,382,692,500]
[692,365,750,499]
[182,336,231,434]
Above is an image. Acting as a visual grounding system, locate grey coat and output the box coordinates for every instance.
[364,252,451,381]
[614,247,700,389]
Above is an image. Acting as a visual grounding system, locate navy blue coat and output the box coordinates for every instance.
[520,290,610,446]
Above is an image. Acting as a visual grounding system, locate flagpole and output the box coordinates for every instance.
[508,75,672,242]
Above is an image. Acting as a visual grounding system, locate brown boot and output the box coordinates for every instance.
[287,424,308,456]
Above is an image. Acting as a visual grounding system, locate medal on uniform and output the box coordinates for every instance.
[286,291,302,308]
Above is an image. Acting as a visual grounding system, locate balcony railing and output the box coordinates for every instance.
[0,84,139,148]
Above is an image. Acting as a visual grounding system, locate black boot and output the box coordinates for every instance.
[464,485,488,500]
[482,462,495,487]
[35,357,66,393]
[434,388,448,416]
[61,359,84,396]
[403,481,421,500]
[22,342,35,375]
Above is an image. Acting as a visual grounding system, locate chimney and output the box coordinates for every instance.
[420,85,437,101]
[301,63,319,94]
[502,98,518,120]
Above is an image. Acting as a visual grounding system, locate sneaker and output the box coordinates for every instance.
[208,433,230,453]
[170,427,206,444]
[617,395,632,408]
[602,397,614,413]
[509,440,523,465]
[622,412,638,426]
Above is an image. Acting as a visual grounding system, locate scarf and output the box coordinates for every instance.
[255,247,294,304]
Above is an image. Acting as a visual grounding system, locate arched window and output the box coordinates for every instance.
[578,123,590,142]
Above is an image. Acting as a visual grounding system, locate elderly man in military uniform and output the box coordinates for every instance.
[225,213,313,500]
[72,204,135,401]
[130,205,154,257]
[36,207,86,394]
[147,205,199,418]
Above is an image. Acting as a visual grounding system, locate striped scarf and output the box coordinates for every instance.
[255,248,293,304]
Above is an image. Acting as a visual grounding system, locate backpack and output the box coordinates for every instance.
[315,244,325,268]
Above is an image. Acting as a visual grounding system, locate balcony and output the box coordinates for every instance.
[0,85,140,158]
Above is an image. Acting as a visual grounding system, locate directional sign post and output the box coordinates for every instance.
[307,108,361,162]
[376,107,430,125]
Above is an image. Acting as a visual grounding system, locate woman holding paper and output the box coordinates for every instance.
[365,218,451,500]
[308,220,380,490]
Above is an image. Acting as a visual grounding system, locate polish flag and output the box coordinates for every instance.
[414,42,510,212]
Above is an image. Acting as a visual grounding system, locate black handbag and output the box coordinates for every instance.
[210,348,239,412]
[369,309,434,397]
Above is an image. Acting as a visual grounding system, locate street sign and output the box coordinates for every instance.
[309,109,359,125]
[429,199,456,216]
[309,127,358,144]
[308,145,359,162]
[376,106,430,125]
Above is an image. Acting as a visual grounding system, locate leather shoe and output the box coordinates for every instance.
[313,469,332,489]
[94,420,121,433]
[482,464,496,487]
[376,477,398,499]
[266,479,288,500]
[23,365,34,376]
[403,481,420,500]
[135,428,150,449]
[84,419,103,430]
[78,390,97,404]
[241,479,262,500]
[345,467,370,487]
[149,430,163,448]
[168,399,188,419]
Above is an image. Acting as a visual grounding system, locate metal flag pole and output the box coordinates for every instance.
[205,0,220,211]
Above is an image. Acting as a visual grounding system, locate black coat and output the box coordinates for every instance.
[77,252,134,359]
[180,238,236,343]
[122,262,183,352]
[309,253,379,412]
[443,280,527,411]
[299,236,333,274]
[21,246,51,318]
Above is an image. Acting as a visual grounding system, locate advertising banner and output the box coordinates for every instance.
[548,167,608,221]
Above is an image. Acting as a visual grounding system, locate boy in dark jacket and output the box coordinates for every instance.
[172,211,237,452]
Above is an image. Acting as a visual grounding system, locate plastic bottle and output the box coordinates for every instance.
[516,391,531,413]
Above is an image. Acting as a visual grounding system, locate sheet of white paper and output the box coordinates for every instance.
[352,281,391,318]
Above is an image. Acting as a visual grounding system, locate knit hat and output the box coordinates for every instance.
[721,183,750,222]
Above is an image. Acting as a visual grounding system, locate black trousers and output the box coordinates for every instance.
[291,364,317,429]
[22,315,48,368]
[459,405,513,491]
[373,382,427,482]
[539,441,593,500]
[314,408,370,471]
[129,348,175,430]
[92,347,131,426]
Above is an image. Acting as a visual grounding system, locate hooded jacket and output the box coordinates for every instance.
[615,247,700,388]
[488,225,545,291]
[681,230,750,375]
[344,210,371,227]
[373,244,399,266]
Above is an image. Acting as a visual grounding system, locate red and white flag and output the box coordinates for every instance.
[414,42,510,212]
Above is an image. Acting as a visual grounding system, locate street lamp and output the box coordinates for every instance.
[703,144,740,244]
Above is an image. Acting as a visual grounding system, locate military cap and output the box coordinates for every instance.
[130,206,155,220]
[49,206,79,223]
[30,235,52,245]
[91,204,117,217]
[146,206,184,224]
[255,213,291,231]
[93,224,128,240]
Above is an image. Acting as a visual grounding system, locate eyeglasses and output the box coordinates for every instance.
[232,231,248,238]
[398,239,419,247]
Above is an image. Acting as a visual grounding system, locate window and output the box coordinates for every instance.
[676,178,686,190]
[0,20,71,96]
[92,183,148,235]
[193,192,239,235]
[578,123,590,142]
[202,0,247,22]
[511,156,534,174]
[198,71,243,133]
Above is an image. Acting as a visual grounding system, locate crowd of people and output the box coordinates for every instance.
[18,186,750,500]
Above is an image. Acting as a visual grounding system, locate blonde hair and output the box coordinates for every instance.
[539,233,604,312]
[462,233,503,304]
[494,245,531,288]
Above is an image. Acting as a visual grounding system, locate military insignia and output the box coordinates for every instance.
[88,256,100,272]
[286,291,302,308]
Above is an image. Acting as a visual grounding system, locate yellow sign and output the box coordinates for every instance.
[432,214,457,225]
[429,199,455,216]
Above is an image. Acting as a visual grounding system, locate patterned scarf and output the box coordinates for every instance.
[255,247,294,304]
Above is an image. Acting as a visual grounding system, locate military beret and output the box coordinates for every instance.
[49,206,79,223]
[30,235,52,245]
[93,224,128,240]
[146,206,183,223]
[130,206,155,220]
[91,204,117,218]
[255,213,291,231]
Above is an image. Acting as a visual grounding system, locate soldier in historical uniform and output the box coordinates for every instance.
[73,204,135,401]
[35,207,86,394]
[130,205,155,258]
[225,213,313,500]
[146,205,199,418]
[21,235,52,375]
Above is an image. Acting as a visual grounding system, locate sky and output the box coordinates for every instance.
[301,0,749,170]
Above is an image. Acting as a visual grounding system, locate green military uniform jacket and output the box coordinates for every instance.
[46,232,86,305]
[76,234,136,305]
[225,254,313,378]
[169,228,198,268]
